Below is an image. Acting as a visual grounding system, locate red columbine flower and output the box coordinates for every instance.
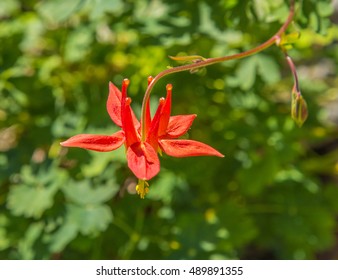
[61,78,223,198]
[60,79,160,183]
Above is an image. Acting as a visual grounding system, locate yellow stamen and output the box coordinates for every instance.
[136,179,149,199]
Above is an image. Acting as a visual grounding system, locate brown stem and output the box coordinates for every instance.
[140,0,295,140]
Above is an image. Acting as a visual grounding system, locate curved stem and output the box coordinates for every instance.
[140,0,295,140]
[285,53,300,93]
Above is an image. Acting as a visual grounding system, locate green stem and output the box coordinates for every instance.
[140,0,295,141]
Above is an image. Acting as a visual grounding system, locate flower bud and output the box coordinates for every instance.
[291,90,308,127]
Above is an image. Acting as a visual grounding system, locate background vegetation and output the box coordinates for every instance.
[1,0,337,260]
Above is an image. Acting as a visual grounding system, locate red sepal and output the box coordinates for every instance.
[122,99,140,147]
[165,114,196,138]
[107,82,123,127]
[60,130,125,152]
[146,98,165,149]
[158,86,172,136]
[159,139,224,158]
[107,81,140,129]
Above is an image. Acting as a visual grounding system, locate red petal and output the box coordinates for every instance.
[107,82,123,127]
[127,142,160,180]
[159,139,224,158]
[146,98,165,149]
[165,114,196,138]
[107,81,140,129]
[142,97,152,136]
[131,110,140,130]
[60,130,125,152]
[158,86,172,136]
[123,99,140,147]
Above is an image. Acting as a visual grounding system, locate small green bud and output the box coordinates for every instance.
[291,90,308,127]
[277,31,301,50]
[168,55,206,62]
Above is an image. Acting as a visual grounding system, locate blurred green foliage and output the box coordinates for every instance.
[1,0,338,260]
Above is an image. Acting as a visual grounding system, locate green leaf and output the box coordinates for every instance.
[7,165,65,218]
[316,2,334,17]
[0,228,9,251]
[147,171,187,204]
[62,180,117,205]
[0,215,10,251]
[81,152,116,177]
[17,222,44,259]
[198,2,231,42]
[49,222,78,253]
[86,0,124,20]
[64,27,94,63]
[253,0,271,20]
[236,56,257,90]
[216,202,258,247]
[256,54,281,84]
[236,150,280,196]
[7,183,58,219]
[19,14,45,54]
[52,111,87,137]
[37,0,83,24]
[38,55,62,82]
[0,0,19,18]
[133,0,172,36]
[67,204,113,235]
